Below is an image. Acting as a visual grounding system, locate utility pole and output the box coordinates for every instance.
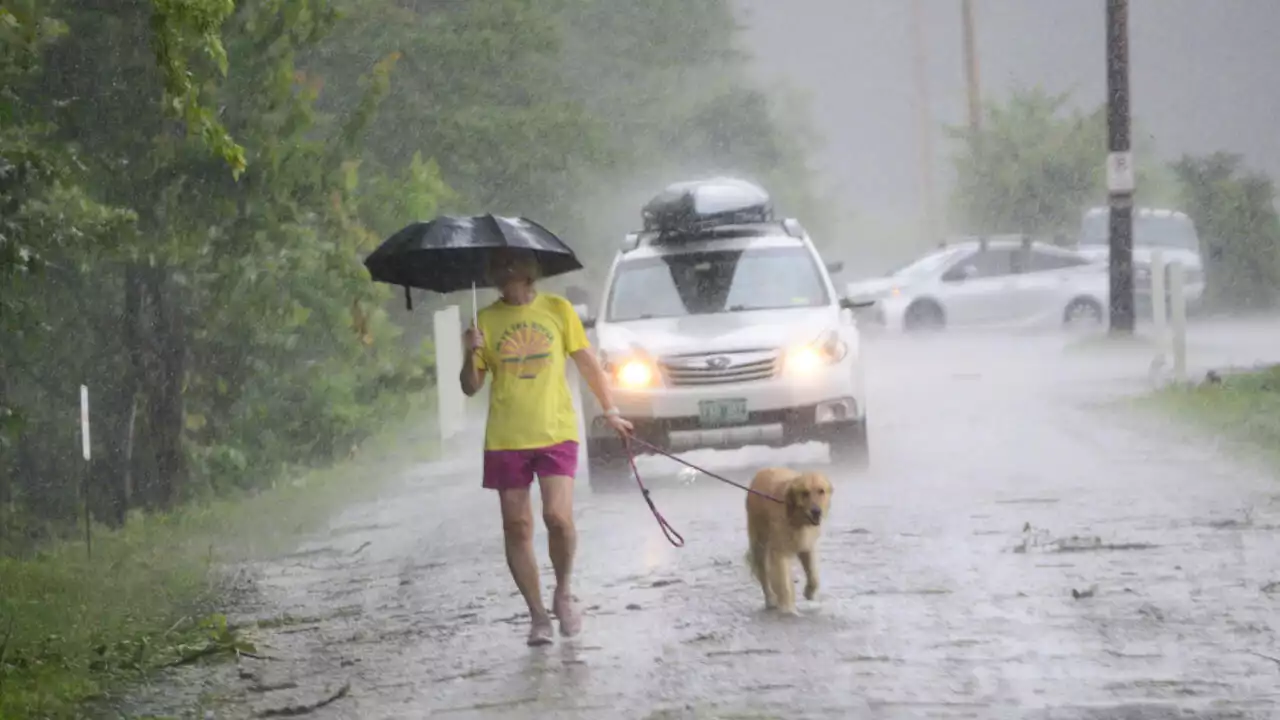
[961,0,982,131]
[909,0,939,244]
[1106,0,1136,334]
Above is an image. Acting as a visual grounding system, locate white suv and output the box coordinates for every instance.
[576,179,870,490]
[1076,206,1207,311]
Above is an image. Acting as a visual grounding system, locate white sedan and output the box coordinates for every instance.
[846,236,1109,333]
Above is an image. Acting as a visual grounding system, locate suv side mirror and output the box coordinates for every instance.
[574,303,596,330]
[839,297,875,310]
[825,260,845,276]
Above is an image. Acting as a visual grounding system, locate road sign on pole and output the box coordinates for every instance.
[1106,151,1136,194]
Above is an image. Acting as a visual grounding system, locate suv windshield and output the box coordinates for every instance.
[606,245,829,322]
[1080,211,1200,252]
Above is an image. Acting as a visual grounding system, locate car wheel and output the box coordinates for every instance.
[829,420,870,470]
[586,440,633,494]
[1063,297,1104,330]
[903,300,945,333]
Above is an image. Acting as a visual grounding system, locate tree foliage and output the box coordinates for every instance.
[946,87,1170,237]
[1,0,437,539]
[553,0,831,266]
[2,0,822,544]
[1173,152,1280,311]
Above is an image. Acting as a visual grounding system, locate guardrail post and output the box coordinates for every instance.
[433,305,465,450]
[1169,260,1187,383]
[1151,250,1168,358]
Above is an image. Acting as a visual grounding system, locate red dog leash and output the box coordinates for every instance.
[620,436,785,548]
[622,436,684,547]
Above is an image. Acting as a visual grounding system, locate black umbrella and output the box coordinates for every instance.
[364,214,583,313]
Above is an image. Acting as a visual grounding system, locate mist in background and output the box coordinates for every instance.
[735,0,1280,268]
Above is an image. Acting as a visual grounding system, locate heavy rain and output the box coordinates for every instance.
[3,2,1280,719]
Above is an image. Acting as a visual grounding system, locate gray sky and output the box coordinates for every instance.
[735,0,1280,223]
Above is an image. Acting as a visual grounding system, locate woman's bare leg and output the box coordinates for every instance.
[498,487,552,645]
[538,475,580,636]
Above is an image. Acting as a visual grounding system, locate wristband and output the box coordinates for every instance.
[603,407,621,418]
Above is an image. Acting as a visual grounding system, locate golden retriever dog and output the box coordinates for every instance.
[745,467,833,615]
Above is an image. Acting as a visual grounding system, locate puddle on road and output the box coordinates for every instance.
[1012,524,1160,555]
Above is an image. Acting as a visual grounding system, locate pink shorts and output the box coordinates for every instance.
[482,441,579,490]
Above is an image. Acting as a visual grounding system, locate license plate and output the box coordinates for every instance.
[698,398,749,427]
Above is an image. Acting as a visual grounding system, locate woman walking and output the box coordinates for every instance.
[460,247,632,646]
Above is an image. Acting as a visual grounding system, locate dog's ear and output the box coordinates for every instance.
[783,482,800,510]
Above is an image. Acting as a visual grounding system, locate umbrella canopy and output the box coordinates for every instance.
[364,214,583,303]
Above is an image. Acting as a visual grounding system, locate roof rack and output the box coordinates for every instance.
[620,217,807,253]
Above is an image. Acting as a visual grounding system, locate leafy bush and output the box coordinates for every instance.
[1173,152,1280,311]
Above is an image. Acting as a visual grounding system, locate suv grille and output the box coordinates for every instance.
[659,349,780,386]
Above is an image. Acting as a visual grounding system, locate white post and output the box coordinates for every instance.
[80,385,91,461]
[80,384,91,557]
[1150,250,1168,358]
[1169,260,1187,383]
[433,305,465,449]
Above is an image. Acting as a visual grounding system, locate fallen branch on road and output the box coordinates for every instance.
[1250,650,1280,670]
[259,681,350,717]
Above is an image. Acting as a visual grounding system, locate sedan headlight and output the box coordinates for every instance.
[784,330,847,375]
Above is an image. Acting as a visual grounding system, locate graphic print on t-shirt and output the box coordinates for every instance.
[496,321,555,379]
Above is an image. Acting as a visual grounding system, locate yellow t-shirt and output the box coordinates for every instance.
[474,292,589,451]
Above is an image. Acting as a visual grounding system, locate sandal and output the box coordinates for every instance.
[527,616,554,647]
[554,596,582,638]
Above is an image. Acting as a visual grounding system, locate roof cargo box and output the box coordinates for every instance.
[641,177,773,234]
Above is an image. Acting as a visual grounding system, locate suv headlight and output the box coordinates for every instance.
[599,348,661,389]
[784,330,847,375]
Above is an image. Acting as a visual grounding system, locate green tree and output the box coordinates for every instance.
[301,0,833,286]
[946,87,1169,238]
[2,0,830,536]
[1173,152,1280,311]
[2,0,446,534]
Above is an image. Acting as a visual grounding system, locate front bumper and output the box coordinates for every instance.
[585,356,865,455]
[587,402,864,460]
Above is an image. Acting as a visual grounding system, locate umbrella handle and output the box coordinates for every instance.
[471,282,478,327]
[404,286,413,311]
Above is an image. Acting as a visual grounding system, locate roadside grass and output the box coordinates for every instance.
[1139,365,1280,465]
[0,399,441,720]
[1063,328,1160,354]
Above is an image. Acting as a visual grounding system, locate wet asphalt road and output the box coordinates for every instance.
[133,319,1280,720]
